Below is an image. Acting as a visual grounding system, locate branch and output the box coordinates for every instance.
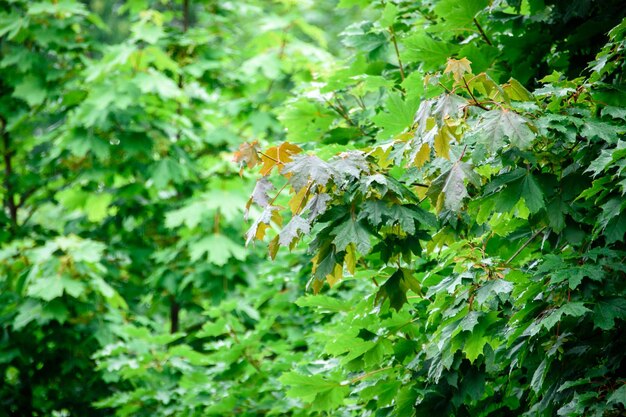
[1,118,17,235]
[324,97,368,137]
[15,185,39,210]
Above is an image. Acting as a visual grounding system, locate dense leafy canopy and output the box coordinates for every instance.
[1,0,626,416]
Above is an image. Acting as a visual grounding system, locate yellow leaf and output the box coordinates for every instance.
[255,208,283,241]
[268,235,280,260]
[395,131,414,141]
[434,126,452,159]
[345,244,356,275]
[444,57,472,83]
[326,263,343,288]
[271,208,283,227]
[413,143,431,167]
[416,185,428,200]
[311,277,324,294]
[311,252,320,274]
[435,192,445,213]
[503,78,533,101]
[255,222,270,241]
[370,143,394,169]
[288,185,309,214]
[259,142,302,176]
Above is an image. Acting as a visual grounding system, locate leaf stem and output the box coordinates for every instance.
[259,151,281,164]
[347,366,393,384]
[268,181,290,206]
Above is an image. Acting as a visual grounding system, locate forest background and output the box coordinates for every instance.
[1,0,626,416]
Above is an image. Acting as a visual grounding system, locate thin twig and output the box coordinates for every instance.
[389,25,405,81]
[228,324,264,374]
[506,227,547,264]
[324,97,368,137]
[462,77,490,111]
[473,18,492,46]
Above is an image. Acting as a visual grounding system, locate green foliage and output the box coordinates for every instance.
[242,1,626,416]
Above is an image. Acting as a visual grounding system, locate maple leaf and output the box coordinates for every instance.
[432,94,467,123]
[249,177,274,208]
[304,193,331,220]
[472,109,535,150]
[444,57,472,83]
[278,215,311,248]
[245,206,281,246]
[360,201,436,234]
[494,171,545,213]
[502,78,534,101]
[414,98,435,134]
[411,142,431,167]
[372,92,419,138]
[434,123,457,159]
[329,151,370,181]
[427,162,480,212]
[282,155,335,191]
[259,142,302,176]
[375,268,421,311]
[233,141,261,172]
[332,218,371,254]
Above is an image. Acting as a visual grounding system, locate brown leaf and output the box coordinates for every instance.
[233,141,261,173]
[444,57,472,83]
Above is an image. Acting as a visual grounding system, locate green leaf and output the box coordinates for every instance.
[279,372,348,412]
[27,276,86,301]
[402,34,458,69]
[594,298,626,330]
[495,172,545,213]
[332,218,371,254]
[427,162,480,212]
[462,312,498,363]
[541,302,590,330]
[379,2,398,27]
[278,100,335,143]
[375,269,420,311]
[12,75,46,106]
[151,158,187,189]
[433,0,490,30]
[189,234,246,265]
[84,193,113,222]
[372,93,419,138]
[531,359,548,394]
[295,295,350,312]
[607,385,626,407]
